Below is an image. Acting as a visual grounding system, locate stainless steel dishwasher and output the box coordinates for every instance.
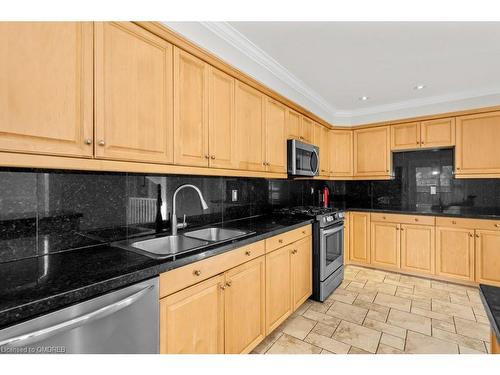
[0,277,159,354]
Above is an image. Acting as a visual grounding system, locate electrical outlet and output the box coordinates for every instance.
[430,185,437,195]
[231,189,238,202]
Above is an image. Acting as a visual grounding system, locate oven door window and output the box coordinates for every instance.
[320,224,344,279]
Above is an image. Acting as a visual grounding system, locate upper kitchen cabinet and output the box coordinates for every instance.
[95,22,173,163]
[456,111,500,177]
[330,129,353,178]
[286,109,313,143]
[353,126,391,179]
[0,22,93,157]
[314,123,330,177]
[420,117,455,148]
[265,98,287,173]
[173,47,209,167]
[208,67,237,169]
[300,116,314,144]
[235,81,266,171]
[391,122,420,151]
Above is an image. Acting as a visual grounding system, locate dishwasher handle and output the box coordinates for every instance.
[0,284,154,347]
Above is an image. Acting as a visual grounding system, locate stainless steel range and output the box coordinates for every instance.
[276,206,345,302]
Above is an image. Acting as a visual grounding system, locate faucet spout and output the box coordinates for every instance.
[171,184,209,235]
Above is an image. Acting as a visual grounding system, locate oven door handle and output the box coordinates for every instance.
[320,224,344,236]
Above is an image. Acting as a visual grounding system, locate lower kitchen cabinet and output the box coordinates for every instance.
[349,212,371,264]
[436,226,475,282]
[291,237,313,310]
[160,274,225,354]
[370,221,400,269]
[475,230,500,287]
[224,256,266,354]
[265,245,292,334]
[400,224,435,275]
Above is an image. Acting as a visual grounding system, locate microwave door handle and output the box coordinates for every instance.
[311,149,319,175]
[0,284,153,347]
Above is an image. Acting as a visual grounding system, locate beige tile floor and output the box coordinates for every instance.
[253,265,491,354]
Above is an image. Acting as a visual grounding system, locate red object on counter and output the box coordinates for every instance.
[322,186,330,208]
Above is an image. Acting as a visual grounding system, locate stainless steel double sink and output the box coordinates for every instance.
[117,227,254,259]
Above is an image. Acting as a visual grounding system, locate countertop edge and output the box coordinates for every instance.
[345,207,500,220]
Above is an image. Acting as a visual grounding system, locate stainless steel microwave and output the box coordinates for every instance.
[287,139,320,176]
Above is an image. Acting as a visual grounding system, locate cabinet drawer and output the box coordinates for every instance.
[371,213,435,226]
[265,225,312,253]
[436,217,500,230]
[160,240,265,297]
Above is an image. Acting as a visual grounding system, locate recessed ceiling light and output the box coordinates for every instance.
[414,84,426,90]
[359,96,369,101]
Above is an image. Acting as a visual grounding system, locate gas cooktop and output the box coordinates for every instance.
[274,206,344,218]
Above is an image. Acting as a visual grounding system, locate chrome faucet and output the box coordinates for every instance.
[171,184,209,235]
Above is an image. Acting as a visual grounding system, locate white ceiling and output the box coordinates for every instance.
[165,22,500,125]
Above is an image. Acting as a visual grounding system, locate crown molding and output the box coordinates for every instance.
[199,22,338,117]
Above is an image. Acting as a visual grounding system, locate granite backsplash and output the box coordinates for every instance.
[2,148,500,263]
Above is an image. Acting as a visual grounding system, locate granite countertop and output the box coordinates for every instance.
[345,205,500,220]
[479,284,500,345]
[0,214,313,330]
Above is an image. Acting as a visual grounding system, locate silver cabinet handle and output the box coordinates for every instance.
[0,284,153,347]
[84,138,92,145]
[98,140,105,146]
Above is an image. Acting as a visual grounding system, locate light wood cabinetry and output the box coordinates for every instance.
[456,111,500,177]
[301,116,314,144]
[330,129,353,177]
[314,123,330,177]
[436,226,475,282]
[371,221,400,269]
[173,47,209,167]
[349,212,371,264]
[291,237,313,310]
[224,256,266,354]
[265,245,292,334]
[475,230,500,287]
[235,81,266,171]
[160,274,225,354]
[94,22,174,164]
[265,98,287,173]
[159,224,311,354]
[492,332,500,354]
[390,118,455,151]
[420,118,455,148]
[0,22,94,158]
[286,109,313,143]
[353,126,391,178]
[400,224,435,275]
[391,122,420,151]
[209,67,237,169]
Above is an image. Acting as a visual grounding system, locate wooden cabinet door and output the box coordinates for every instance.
[353,126,391,177]
[0,22,93,157]
[344,212,350,263]
[265,245,292,334]
[314,123,330,177]
[391,122,420,151]
[475,230,500,287]
[436,227,475,282]
[301,116,314,143]
[224,256,266,354]
[420,117,455,149]
[173,47,209,167]
[291,237,312,310]
[371,222,400,269]
[456,111,500,176]
[208,67,237,169]
[265,98,287,173]
[330,129,353,177]
[95,22,173,163]
[160,274,225,354]
[287,109,302,140]
[400,224,435,275]
[235,82,265,171]
[349,212,371,264]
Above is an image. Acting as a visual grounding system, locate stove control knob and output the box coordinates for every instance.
[326,216,333,222]
[338,212,345,219]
